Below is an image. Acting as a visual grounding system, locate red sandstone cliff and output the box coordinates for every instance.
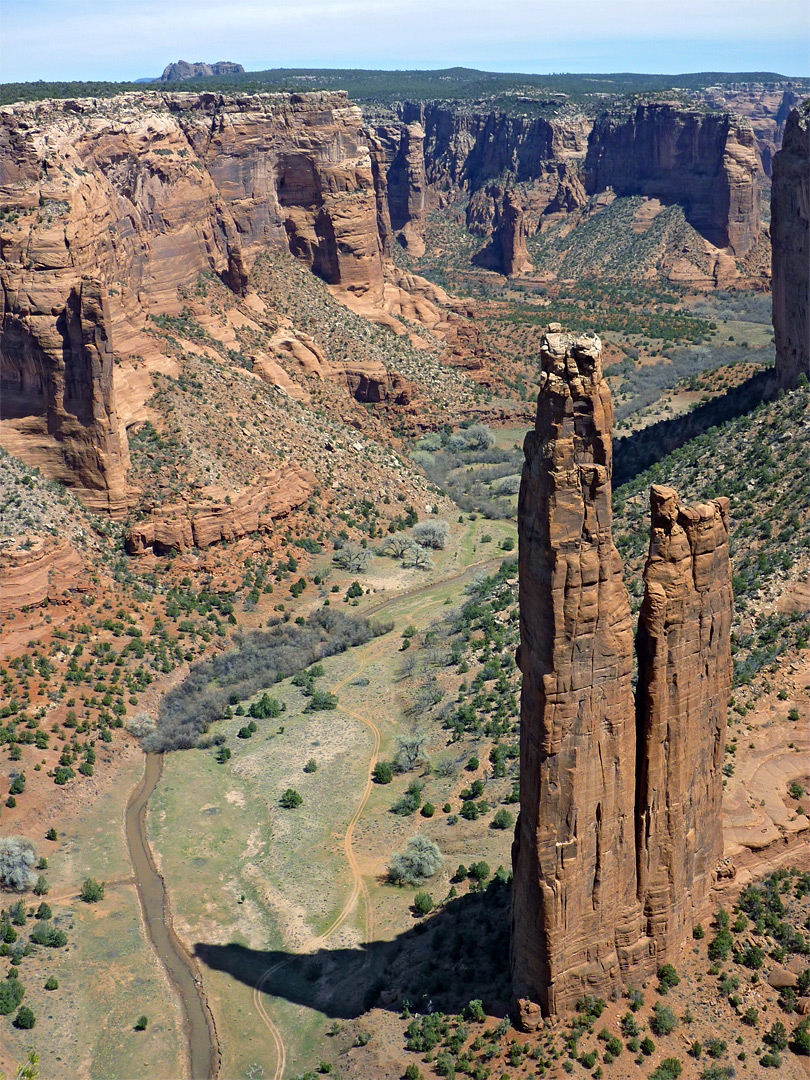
[585,103,761,256]
[0,276,129,513]
[771,105,810,389]
[0,91,387,509]
[377,98,762,272]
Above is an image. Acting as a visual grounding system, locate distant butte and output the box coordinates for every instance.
[159,60,245,81]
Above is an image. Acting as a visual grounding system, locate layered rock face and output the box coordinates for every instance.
[399,102,589,197]
[512,332,732,1019]
[771,106,810,388]
[706,85,803,175]
[125,466,315,555]
[1,277,129,512]
[0,91,387,505]
[376,98,761,268]
[0,536,85,615]
[636,485,732,958]
[585,104,761,255]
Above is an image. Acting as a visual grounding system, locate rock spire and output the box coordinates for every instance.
[512,331,732,1020]
[771,105,810,388]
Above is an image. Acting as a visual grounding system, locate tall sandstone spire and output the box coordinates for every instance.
[512,330,732,1022]
[511,331,649,1023]
[635,485,732,958]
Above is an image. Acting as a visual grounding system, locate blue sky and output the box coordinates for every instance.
[2,0,808,83]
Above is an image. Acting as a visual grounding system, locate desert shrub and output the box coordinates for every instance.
[704,1039,727,1059]
[392,779,423,816]
[492,808,514,829]
[332,545,371,572]
[657,963,680,992]
[448,424,495,452]
[621,1011,639,1036]
[387,836,443,885]
[764,1021,788,1050]
[651,1003,678,1035]
[413,891,434,915]
[280,789,303,809]
[80,877,105,903]
[699,1067,733,1080]
[791,1018,810,1054]
[411,521,450,550]
[468,861,490,883]
[45,976,59,990]
[0,836,38,891]
[248,693,282,718]
[0,978,24,1015]
[394,732,428,772]
[372,761,394,784]
[135,1014,148,1030]
[305,691,338,711]
[30,921,67,947]
[708,928,733,961]
[150,611,381,751]
[14,1005,35,1029]
[650,1059,682,1080]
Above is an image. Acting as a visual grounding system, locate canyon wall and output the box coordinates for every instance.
[512,330,732,1019]
[372,98,763,266]
[707,86,803,176]
[584,104,761,255]
[0,91,387,507]
[771,105,810,389]
[472,189,533,276]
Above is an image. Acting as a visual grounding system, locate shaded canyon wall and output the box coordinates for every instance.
[771,105,810,389]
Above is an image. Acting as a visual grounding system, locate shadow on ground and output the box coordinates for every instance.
[614,369,778,486]
[195,877,512,1019]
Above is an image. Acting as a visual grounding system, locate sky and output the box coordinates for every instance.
[1,0,808,83]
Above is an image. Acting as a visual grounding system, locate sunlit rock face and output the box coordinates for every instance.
[512,330,732,1021]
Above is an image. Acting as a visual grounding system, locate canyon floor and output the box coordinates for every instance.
[1,102,809,1076]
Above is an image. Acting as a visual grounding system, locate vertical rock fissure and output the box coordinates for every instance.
[512,329,732,1023]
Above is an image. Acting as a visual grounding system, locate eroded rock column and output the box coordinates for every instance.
[635,485,732,956]
[771,106,810,388]
[511,331,648,1023]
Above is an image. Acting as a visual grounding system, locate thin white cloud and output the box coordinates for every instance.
[2,0,807,82]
